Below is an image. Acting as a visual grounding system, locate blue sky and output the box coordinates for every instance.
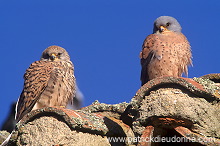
[0,0,219,126]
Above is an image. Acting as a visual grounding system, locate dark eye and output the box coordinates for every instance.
[58,53,62,56]
[166,22,170,26]
[44,53,50,58]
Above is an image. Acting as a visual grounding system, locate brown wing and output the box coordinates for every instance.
[140,34,159,85]
[40,61,75,107]
[15,61,53,122]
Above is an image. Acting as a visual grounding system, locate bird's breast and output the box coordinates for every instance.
[36,61,75,108]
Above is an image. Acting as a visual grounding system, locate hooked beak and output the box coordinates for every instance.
[159,26,166,32]
[50,53,57,61]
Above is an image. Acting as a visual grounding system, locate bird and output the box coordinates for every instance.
[140,16,192,86]
[15,45,76,122]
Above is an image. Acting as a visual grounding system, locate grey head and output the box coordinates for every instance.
[153,16,182,33]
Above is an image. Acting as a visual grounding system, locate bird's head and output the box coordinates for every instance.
[40,45,70,61]
[153,16,182,34]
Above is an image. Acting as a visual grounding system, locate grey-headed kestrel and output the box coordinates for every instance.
[15,45,76,122]
[140,16,192,86]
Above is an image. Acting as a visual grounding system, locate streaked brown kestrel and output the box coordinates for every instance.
[140,16,192,85]
[15,45,76,122]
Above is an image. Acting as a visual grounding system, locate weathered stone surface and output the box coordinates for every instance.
[16,116,110,146]
[139,87,220,137]
[1,74,220,146]
[125,74,220,145]
[4,105,133,146]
